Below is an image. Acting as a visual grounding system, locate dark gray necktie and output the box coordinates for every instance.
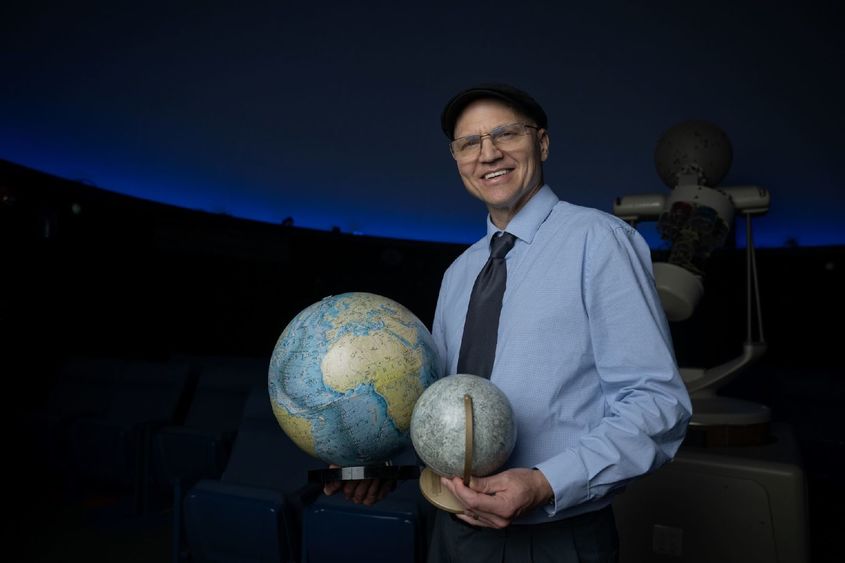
[457,232,517,378]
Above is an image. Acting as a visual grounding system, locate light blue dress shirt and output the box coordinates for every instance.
[431,185,692,524]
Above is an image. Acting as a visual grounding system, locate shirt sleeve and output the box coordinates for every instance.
[534,225,692,515]
[431,270,451,379]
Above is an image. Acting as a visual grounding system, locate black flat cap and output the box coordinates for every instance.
[440,83,548,139]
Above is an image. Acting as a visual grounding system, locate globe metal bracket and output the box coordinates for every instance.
[307,464,421,484]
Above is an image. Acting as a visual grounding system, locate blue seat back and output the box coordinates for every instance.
[27,357,123,472]
[221,384,320,490]
[105,359,193,424]
[303,478,429,563]
[69,359,193,488]
[184,356,267,432]
[183,384,322,563]
[152,356,267,486]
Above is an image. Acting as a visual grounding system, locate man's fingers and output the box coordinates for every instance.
[349,479,371,503]
[330,476,397,504]
[455,512,485,527]
[439,477,464,506]
[376,479,395,502]
[456,510,508,529]
[323,481,342,495]
[442,477,488,512]
[448,476,521,523]
[359,478,381,505]
[448,477,503,513]
[323,464,342,496]
[440,477,512,527]
[468,475,499,495]
[343,479,357,499]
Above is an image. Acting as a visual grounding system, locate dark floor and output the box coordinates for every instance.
[16,482,171,563]
[13,478,841,563]
[9,436,842,563]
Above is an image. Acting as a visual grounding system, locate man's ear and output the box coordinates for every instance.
[538,129,550,162]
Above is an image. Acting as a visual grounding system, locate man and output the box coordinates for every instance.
[425,83,692,562]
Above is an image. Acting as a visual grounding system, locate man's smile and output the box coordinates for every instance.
[482,168,513,181]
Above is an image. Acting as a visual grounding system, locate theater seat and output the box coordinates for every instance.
[152,356,267,562]
[300,445,433,563]
[27,357,123,478]
[68,358,193,511]
[183,384,322,563]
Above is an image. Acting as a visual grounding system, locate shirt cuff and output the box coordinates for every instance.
[534,449,590,516]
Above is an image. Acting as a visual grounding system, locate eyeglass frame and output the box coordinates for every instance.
[448,122,540,161]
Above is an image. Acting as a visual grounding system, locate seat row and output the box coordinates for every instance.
[28,355,434,562]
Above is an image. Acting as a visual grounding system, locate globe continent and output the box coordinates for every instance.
[269,292,441,466]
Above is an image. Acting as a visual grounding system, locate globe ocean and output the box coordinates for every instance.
[269,292,441,466]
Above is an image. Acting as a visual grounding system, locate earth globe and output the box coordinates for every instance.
[410,374,517,512]
[268,292,441,482]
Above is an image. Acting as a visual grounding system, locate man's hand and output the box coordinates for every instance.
[440,468,553,528]
[322,465,395,506]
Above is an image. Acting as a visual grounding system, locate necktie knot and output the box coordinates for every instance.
[490,232,516,259]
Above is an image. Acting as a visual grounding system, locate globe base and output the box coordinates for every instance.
[307,464,421,484]
[419,467,466,514]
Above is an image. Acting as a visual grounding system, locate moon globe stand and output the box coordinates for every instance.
[418,394,475,513]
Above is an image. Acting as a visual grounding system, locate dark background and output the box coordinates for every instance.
[2,0,843,246]
[2,157,842,561]
[2,1,843,561]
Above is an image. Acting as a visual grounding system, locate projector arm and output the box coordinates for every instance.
[722,185,771,215]
[613,193,666,224]
[681,210,768,395]
[613,185,770,224]
[682,341,767,394]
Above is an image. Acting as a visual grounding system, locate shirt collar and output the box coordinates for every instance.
[485,185,559,245]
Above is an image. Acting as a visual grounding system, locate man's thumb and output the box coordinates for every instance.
[468,475,493,494]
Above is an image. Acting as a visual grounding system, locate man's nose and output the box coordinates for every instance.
[479,136,503,161]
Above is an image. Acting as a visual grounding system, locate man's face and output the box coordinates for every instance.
[453,98,549,228]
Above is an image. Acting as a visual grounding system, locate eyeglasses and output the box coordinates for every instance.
[449,122,539,161]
